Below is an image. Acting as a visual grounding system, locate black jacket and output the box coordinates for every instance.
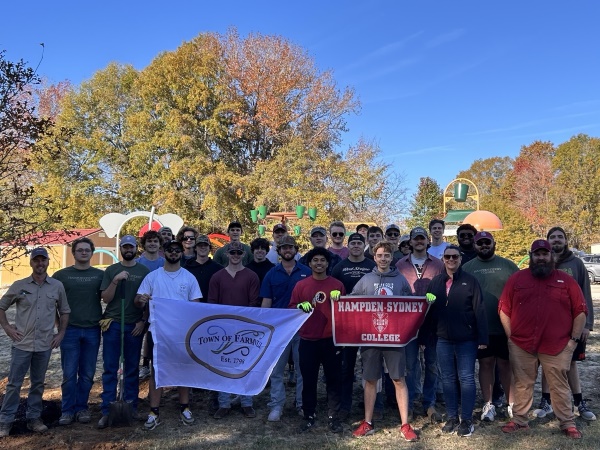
[426,267,488,345]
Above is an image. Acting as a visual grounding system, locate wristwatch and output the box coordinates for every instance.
[570,336,581,343]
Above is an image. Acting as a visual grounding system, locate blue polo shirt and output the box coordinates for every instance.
[260,262,311,309]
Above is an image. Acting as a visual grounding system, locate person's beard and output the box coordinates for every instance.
[165,254,181,265]
[121,250,136,261]
[530,259,555,278]
[476,244,495,261]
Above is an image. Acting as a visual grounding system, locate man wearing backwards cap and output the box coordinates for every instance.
[0,248,70,437]
[499,239,587,439]
[97,235,150,429]
[298,226,342,275]
[396,226,444,423]
[533,227,596,421]
[463,231,518,422]
[266,224,301,264]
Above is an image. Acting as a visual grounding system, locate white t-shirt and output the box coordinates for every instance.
[428,242,448,260]
[137,267,202,301]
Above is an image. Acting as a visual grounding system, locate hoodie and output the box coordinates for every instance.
[351,266,412,297]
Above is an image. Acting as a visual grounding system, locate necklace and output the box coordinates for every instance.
[165,269,182,280]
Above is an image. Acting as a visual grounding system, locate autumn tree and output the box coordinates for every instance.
[456,156,513,198]
[0,50,66,261]
[33,30,401,235]
[406,177,443,230]
[549,134,600,250]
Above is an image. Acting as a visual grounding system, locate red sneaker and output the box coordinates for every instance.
[352,420,374,437]
[400,423,419,442]
[563,427,582,439]
[501,421,530,433]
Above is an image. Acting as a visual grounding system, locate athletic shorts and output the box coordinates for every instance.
[360,346,406,380]
[572,339,586,362]
[477,334,509,360]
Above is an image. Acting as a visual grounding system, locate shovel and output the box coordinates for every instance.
[108,281,134,426]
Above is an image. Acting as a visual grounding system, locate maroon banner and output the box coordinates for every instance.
[332,296,429,347]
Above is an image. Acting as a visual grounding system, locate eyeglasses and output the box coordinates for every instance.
[182,236,195,241]
[165,248,182,253]
[443,254,461,260]
[459,233,474,238]
[229,250,244,256]
[331,232,345,238]
[386,232,400,238]
[75,249,92,253]
[476,239,492,246]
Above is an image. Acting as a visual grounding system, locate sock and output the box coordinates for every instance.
[151,407,159,416]
[143,358,150,367]
[180,404,189,412]
[573,393,583,406]
[542,392,551,404]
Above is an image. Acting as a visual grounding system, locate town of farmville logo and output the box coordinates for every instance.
[185,315,274,378]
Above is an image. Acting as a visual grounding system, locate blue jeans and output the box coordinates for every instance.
[100,322,143,415]
[437,338,478,421]
[268,333,302,410]
[406,337,438,409]
[60,325,101,415]
[218,392,253,408]
[0,347,52,424]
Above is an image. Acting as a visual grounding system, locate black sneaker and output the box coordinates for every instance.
[328,416,343,433]
[442,417,460,434]
[301,415,315,432]
[457,419,474,437]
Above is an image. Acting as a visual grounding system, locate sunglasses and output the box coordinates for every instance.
[459,233,474,238]
[228,250,244,256]
[182,236,195,241]
[400,242,410,247]
[443,254,461,260]
[331,232,345,238]
[386,232,400,237]
[476,239,492,246]
[165,248,182,253]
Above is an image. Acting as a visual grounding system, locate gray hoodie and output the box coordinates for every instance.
[351,266,412,297]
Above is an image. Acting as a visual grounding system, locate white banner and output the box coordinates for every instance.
[149,298,310,395]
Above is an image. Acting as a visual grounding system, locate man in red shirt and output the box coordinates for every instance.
[498,239,587,439]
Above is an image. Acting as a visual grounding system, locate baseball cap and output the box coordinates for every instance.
[227,221,243,231]
[273,223,287,233]
[385,224,400,233]
[347,232,365,243]
[30,247,49,259]
[277,235,297,248]
[530,239,552,253]
[400,234,410,244]
[120,235,137,247]
[228,241,244,252]
[163,239,184,250]
[410,227,428,239]
[310,226,327,236]
[158,226,172,234]
[474,231,495,244]
[195,234,211,246]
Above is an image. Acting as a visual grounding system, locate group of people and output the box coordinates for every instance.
[0,219,594,442]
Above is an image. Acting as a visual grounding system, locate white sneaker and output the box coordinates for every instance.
[481,402,496,422]
[578,400,597,421]
[180,408,194,425]
[144,413,161,430]
[533,398,553,418]
[268,408,283,422]
[507,403,514,418]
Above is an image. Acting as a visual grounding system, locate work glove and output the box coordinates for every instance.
[330,290,341,301]
[297,301,313,313]
[426,293,437,304]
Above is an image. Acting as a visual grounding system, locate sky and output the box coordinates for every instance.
[3,1,600,202]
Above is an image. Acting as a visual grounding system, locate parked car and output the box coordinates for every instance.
[580,254,600,284]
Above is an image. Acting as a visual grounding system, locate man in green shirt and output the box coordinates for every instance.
[97,235,150,429]
[54,237,104,426]
[463,231,518,422]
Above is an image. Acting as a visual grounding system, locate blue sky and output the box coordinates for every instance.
[3,1,600,203]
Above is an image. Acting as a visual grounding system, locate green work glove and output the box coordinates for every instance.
[297,301,313,313]
[426,293,437,304]
[330,290,341,301]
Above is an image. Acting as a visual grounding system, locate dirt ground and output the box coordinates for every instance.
[0,290,599,449]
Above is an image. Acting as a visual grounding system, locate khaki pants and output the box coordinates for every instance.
[508,340,575,429]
